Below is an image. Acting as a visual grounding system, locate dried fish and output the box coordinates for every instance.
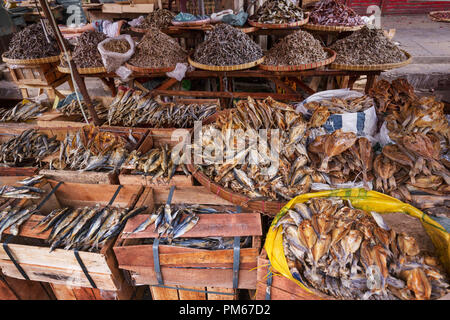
[0,101,47,122]
[103,39,131,54]
[309,0,365,26]
[138,9,175,29]
[61,31,107,68]
[56,99,107,122]
[250,0,304,24]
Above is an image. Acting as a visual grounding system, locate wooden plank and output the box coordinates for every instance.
[122,213,262,238]
[150,286,179,300]
[39,169,114,184]
[118,174,193,187]
[177,286,207,300]
[114,245,258,268]
[0,272,53,300]
[50,283,77,300]
[130,267,256,289]
[207,287,236,300]
[153,186,234,205]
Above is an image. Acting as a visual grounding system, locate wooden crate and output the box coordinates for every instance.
[113,186,263,298]
[0,179,144,295]
[0,270,55,300]
[49,282,146,300]
[118,131,193,187]
[255,249,330,300]
[8,63,63,86]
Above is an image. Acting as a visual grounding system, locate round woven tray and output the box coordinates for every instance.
[247,13,309,29]
[303,22,364,32]
[429,11,450,22]
[130,27,148,33]
[171,18,211,27]
[330,50,412,71]
[188,56,264,71]
[186,110,286,215]
[2,54,60,65]
[124,62,176,73]
[57,65,107,74]
[259,47,336,71]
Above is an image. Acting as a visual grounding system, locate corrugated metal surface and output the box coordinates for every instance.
[346,0,450,14]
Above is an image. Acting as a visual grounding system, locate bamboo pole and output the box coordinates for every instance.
[37,0,101,126]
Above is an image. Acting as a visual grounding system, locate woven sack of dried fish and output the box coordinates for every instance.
[265,188,450,300]
[98,35,135,73]
[295,89,378,138]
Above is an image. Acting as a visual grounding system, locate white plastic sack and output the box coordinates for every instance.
[295,89,378,138]
[166,63,193,81]
[98,35,135,74]
[374,121,395,147]
[128,16,145,27]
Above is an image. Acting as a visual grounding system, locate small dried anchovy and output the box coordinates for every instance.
[250,0,304,24]
[193,24,263,66]
[330,26,407,65]
[4,22,60,59]
[309,0,365,26]
[139,9,175,29]
[265,30,327,66]
[128,28,187,68]
[62,31,107,68]
[103,39,131,54]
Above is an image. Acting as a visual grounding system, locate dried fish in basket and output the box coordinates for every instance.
[192,24,263,66]
[49,126,136,172]
[249,0,304,24]
[276,198,449,300]
[61,31,107,69]
[107,88,218,128]
[0,129,60,166]
[138,9,175,29]
[34,204,148,252]
[0,101,47,122]
[308,0,365,27]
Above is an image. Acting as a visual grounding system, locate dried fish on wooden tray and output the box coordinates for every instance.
[330,26,407,65]
[0,201,39,237]
[121,144,190,182]
[264,30,327,66]
[0,101,48,123]
[138,9,176,29]
[56,99,108,122]
[127,28,187,69]
[192,24,263,66]
[0,185,45,199]
[309,0,365,26]
[34,204,147,252]
[278,198,449,300]
[0,129,60,166]
[48,126,138,172]
[107,88,218,128]
[250,0,304,24]
[303,95,374,115]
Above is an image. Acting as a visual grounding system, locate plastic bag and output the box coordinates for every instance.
[265,188,450,294]
[222,11,248,27]
[166,63,193,81]
[97,35,135,74]
[294,89,378,138]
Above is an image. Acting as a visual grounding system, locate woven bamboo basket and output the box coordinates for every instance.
[303,23,364,32]
[188,56,265,71]
[57,65,107,75]
[429,11,450,22]
[259,48,336,71]
[186,110,286,215]
[247,13,309,29]
[330,50,412,71]
[124,62,176,74]
[2,54,60,65]
[171,18,211,27]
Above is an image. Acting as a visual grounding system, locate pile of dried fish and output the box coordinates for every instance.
[49,127,135,172]
[264,30,327,66]
[0,184,45,199]
[192,97,314,201]
[250,0,304,24]
[103,39,131,54]
[57,99,108,122]
[308,131,373,188]
[330,26,407,65]
[107,88,218,128]
[309,0,365,26]
[0,129,59,166]
[122,144,190,180]
[138,9,175,29]
[129,204,209,240]
[278,198,449,299]
[4,22,60,59]
[0,101,47,122]
[34,205,147,252]
[192,24,263,66]
[368,78,418,114]
[63,31,107,68]
[0,201,39,238]
[128,28,187,68]
[304,95,374,115]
